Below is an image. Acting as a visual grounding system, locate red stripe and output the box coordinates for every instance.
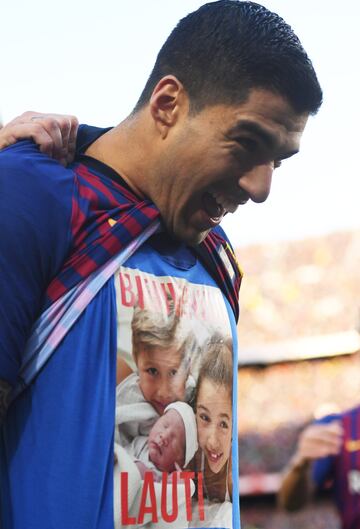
[76,164,123,205]
[46,277,68,302]
[95,218,126,254]
[77,162,143,204]
[70,253,99,277]
[203,236,237,317]
[356,408,360,478]
[353,409,360,527]
[121,210,144,237]
[71,194,87,245]
[342,413,352,528]
[78,180,100,207]
[77,164,143,204]
[140,203,162,221]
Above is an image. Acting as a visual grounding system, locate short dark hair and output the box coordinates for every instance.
[134,0,322,115]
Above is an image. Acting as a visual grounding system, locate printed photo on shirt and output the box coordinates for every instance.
[114,267,234,528]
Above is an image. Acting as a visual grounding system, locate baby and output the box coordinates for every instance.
[126,401,198,479]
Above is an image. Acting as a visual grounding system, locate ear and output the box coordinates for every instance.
[149,76,189,139]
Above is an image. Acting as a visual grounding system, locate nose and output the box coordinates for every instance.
[206,427,220,451]
[158,432,168,447]
[238,163,273,203]
[156,380,172,402]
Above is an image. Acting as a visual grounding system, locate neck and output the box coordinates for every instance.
[203,457,228,501]
[85,111,154,199]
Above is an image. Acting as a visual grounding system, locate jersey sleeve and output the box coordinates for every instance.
[0,140,75,386]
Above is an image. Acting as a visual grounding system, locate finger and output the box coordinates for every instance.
[51,116,72,166]
[306,435,342,450]
[30,125,55,158]
[308,443,341,458]
[306,422,344,439]
[0,123,54,155]
[303,433,343,452]
[30,117,63,161]
[6,113,66,161]
[23,113,78,164]
[313,427,343,445]
[6,111,49,127]
[325,421,344,435]
[301,436,342,458]
[37,114,79,164]
[65,115,79,163]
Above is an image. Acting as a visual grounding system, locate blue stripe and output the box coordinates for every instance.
[231,316,241,529]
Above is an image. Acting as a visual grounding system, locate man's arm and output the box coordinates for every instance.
[0,140,75,399]
[278,420,343,511]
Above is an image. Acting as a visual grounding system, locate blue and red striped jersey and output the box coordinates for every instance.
[313,407,360,529]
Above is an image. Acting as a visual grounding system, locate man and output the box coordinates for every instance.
[0,2,322,528]
[278,406,360,529]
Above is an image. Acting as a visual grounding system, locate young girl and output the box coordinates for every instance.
[192,338,233,503]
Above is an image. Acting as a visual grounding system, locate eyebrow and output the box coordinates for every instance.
[230,120,300,159]
[230,120,277,149]
[198,404,210,413]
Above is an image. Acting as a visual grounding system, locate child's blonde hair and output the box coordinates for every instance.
[131,303,194,365]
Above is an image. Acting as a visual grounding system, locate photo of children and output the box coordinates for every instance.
[115,303,196,448]
[113,267,234,528]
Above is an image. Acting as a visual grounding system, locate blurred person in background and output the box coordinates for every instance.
[278,405,360,529]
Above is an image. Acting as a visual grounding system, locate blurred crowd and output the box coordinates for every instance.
[240,498,340,529]
[238,352,360,474]
[236,230,360,347]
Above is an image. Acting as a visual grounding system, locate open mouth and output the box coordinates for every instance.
[202,192,225,221]
[202,191,240,223]
[207,449,223,464]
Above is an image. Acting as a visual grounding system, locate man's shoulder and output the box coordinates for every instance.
[0,139,44,168]
[0,140,75,195]
[316,406,360,425]
[341,405,360,421]
[315,413,342,426]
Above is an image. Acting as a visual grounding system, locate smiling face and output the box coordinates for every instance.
[148,409,186,472]
[196,379,232,474]
[136,346,188,416]
[145,87,308,245]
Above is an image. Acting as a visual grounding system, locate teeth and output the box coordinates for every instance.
[212,192,238,214]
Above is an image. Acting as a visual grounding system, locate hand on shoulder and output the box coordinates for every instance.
[0,111,78,166]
